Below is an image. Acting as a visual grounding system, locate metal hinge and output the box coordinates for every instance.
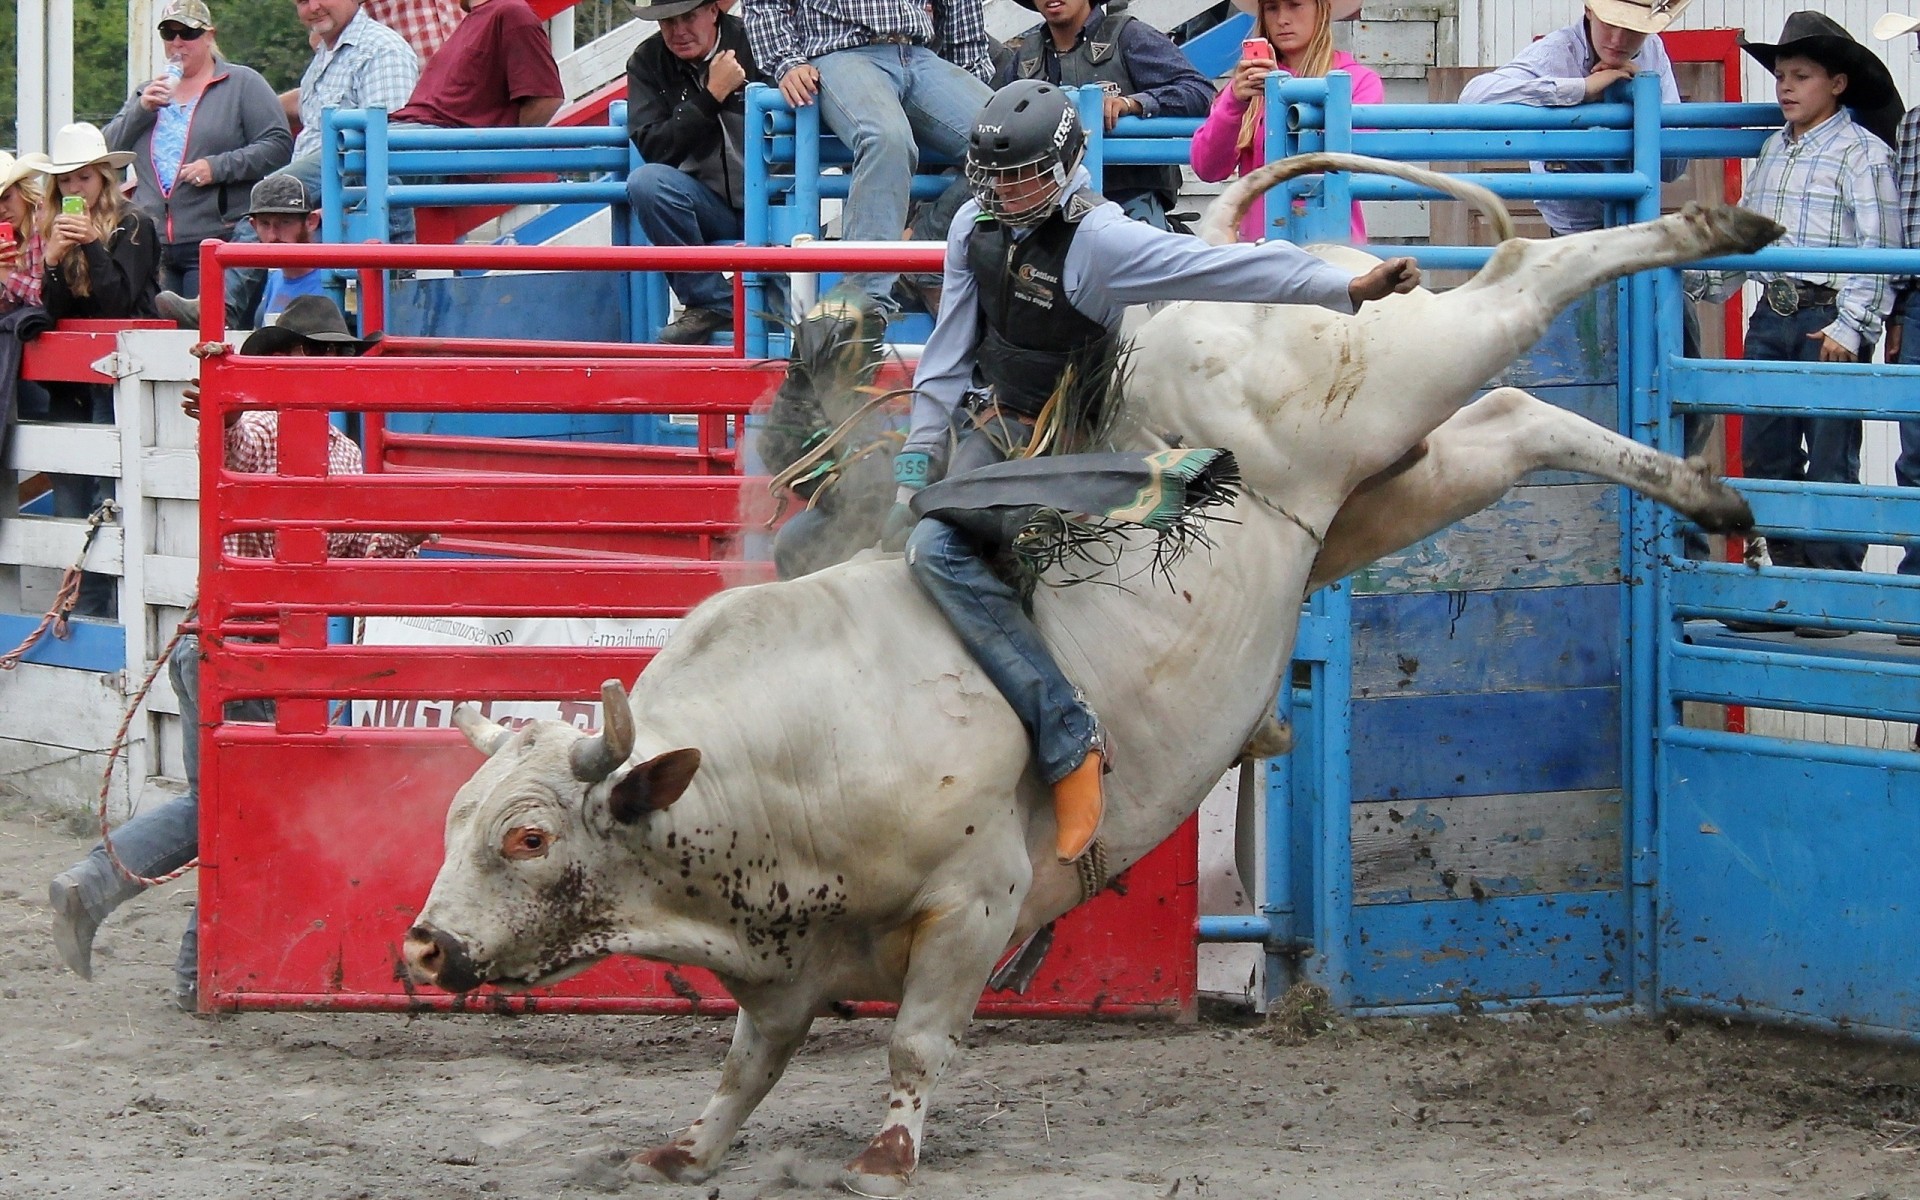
[90,351,143,379]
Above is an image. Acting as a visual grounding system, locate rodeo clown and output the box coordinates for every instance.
[895,80,1419,865]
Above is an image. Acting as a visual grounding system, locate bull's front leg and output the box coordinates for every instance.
[630,995,815,1185]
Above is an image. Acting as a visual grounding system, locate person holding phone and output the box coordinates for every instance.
[1191,0,1380,244]
[0,152,49,314]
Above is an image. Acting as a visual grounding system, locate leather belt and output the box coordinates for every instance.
[1763,278,1839,317]
[868,32,918,45]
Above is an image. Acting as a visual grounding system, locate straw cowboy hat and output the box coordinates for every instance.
[1230,0,1364,23]
[1586,0,1694,36]
[1742,11,1904,147]
[30,122,135,175]
[0,150,52,198]
[240,294,382,356]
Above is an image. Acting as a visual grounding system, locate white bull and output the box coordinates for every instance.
[404,159,1778,1195]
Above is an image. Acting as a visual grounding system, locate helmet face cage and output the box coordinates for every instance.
[965,153,1072,228]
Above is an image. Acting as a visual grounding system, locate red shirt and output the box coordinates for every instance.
[391,0,563,129]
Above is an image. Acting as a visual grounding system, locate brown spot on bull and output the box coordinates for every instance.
[939,775,956,788]
[848,1125,916,1180]
[633,1142,698,1181]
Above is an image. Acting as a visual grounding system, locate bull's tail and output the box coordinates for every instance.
[1199,152,1512,247]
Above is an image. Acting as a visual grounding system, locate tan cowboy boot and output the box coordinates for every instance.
[1053,726,1110,863]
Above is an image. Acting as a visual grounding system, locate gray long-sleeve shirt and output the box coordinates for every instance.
[903,172,1358,465]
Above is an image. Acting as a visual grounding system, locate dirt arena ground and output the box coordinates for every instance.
[4,798,1917,1200]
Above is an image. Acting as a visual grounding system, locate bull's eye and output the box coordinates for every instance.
[502,826,554,860]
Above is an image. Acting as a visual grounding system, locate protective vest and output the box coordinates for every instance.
[967,188,1116,419]
[1013,7,1181,206]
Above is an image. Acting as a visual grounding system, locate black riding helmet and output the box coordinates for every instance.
[964,80,1087,228]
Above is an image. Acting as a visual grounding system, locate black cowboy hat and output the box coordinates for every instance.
[239,294,381,355]
[1741,12,1904,146]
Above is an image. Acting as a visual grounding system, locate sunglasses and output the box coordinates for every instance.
[158,25,206,41]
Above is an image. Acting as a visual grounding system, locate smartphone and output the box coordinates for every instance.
[0,220,14,245]
[1242,36,1275,63]
[62,194,85,216]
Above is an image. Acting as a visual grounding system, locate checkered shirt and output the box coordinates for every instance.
[1,230,45,310]
[223,412,419,560]
[295,7,422,160]
[1893,105,1920,311]
[1691,109,1899,354]
[743,0,992,85]
[362,0,466,68]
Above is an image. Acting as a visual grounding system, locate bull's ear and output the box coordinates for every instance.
[607,748,702,824]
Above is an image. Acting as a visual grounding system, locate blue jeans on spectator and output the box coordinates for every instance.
[626,163,744,314]
[160,242,202,297]
[1896,307,1920,576]
[54,637,271,997]
[904,421,1097,784]
[1740,303,1866,572]
[812,44,990,305]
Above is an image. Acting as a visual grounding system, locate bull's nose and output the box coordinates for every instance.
[404,924,483,993]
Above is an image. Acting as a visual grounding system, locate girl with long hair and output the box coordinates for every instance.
[0,153,49,313]
[1190,0,1382,243]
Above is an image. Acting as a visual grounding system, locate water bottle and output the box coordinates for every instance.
[164,56,184,101]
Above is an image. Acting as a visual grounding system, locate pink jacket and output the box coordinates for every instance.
[1190,51,1384,244]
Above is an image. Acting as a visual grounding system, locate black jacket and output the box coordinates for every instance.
[43,210,161,321]
[626,14,766,210]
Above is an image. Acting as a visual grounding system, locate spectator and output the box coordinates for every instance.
[29,123,163,619]
[362,0,466,67]
[744,0,994,314]
[0,152,49,314]
[103,0,293,298]
[1692,13,1900,613]
[155,175,334,331]
[390,0,565,131]
[996,0,1215,229]
[625,0,770,344]
[1191,0,1380,244]
[48,294,423,1013]
[279,0,420,182]
[1458,1,1691,238]
[1875,11,1920,628]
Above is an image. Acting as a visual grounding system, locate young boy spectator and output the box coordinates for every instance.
[625,0,770,344]
[1691,13,1901,611]
[995,0,1213,229]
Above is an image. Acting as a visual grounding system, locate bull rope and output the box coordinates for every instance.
[95,607,201,887]
[0,499,121,671]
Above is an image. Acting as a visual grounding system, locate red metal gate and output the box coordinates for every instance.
[192,241,1198,1018]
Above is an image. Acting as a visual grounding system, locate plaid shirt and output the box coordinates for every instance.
[223,412,419,560]
[362,0,466,69]
[295,7,422,160]
[1893,105,1920,313]
[0,229,45,310]
[743,0,991,86]
[1691,109,1899,354]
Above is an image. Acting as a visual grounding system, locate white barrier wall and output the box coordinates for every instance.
[1,329,201,820]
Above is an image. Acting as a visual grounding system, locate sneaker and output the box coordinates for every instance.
[657,307,730,345]
[1794,625,1850,639]
[154,291,200,330]
[48,873,98,981]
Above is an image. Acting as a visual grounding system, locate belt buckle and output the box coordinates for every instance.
[1764,277,1799,317]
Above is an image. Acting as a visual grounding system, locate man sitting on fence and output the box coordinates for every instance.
[390,0,564,132]
[995,0,1214,230]
[626,0,771,345]
[48,294,423,1013]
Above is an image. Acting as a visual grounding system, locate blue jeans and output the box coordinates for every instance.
[904,425,1096,784]
[626,162,744,313]
[160,242,202,297]
[59,636,272,993]
[1740,303,1866,572]
[1896,307,1920,576]
[812,44,990,304]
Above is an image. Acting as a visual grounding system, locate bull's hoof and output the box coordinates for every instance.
[1683,458,1756,534]
[842,1127,915,1197]
[1687,202,1783,256]
[628,1142,710,1185]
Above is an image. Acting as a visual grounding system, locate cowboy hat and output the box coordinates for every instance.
[1742,12,1904,138]
[630,0,713,18]
[0,151,52,199]
[1873,12,1920,42]
[1230,0,1364,23]
[1586,0,1694,36]
[29,122,136,174]
[240,295,382,355]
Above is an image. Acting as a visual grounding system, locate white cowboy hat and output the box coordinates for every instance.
[1873,12,1920,41]
[29,122,136,175]
[0,151,52,198]
[1230,0,1365,23]
[1586,0,1694,36]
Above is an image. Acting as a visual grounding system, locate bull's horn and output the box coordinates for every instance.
[570,678,636,783]
[1197,152,1511,247]
[452,704,512,756]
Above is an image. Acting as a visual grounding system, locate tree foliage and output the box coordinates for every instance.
[5,0,311,148]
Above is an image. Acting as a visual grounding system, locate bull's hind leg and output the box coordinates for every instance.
[630,994,815,1185]
[1310,387,1753,589]
[843,903,1020,1197]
